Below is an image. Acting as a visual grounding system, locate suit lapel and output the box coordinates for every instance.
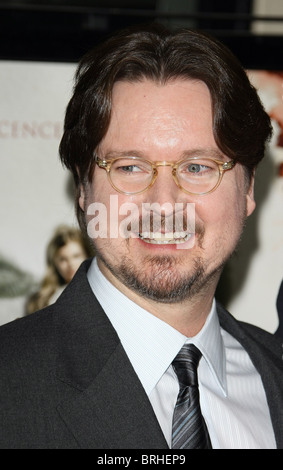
[57,343,168,449]
[54,260,168,449]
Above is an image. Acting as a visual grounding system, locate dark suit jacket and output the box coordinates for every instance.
[1,259,283,449]
[275,280,283,340]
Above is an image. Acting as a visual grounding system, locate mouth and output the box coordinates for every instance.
[138,231,192,245]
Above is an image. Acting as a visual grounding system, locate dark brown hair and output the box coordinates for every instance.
[59,23,272,228]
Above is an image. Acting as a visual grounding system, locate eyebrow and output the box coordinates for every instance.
[102,150,144,160]
[180,148,226,160]
[101,148,227,161]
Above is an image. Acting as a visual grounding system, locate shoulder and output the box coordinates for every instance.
[217,301,283,364]
[0,259,93,358]
[0,305,57,375]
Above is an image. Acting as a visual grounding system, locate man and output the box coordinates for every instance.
[1,24,283,449]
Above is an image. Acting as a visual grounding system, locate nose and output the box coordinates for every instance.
[141,166,191,234]
[139,165,197,235]
[146,165,183,210]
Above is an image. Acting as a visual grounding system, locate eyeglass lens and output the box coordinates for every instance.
[109,157,221,195]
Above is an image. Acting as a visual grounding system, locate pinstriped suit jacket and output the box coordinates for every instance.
[0,259,283,449]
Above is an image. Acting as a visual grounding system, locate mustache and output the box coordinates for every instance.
[138,212,193,233]
[118,207,204,239]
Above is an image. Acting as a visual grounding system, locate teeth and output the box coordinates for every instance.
[139,232,192,244]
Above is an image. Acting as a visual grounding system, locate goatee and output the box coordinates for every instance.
[95,249,221,304]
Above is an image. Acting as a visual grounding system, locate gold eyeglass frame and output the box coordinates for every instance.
[95,154,235,196]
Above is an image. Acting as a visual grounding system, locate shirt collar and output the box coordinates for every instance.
[87,257,226,396]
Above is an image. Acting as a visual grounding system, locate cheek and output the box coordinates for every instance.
[196,188,248,253]
[55,261,66,276]
[73,257,84,268]
[83,181,131,245]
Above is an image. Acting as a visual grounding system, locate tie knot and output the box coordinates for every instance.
[172,344,202,388]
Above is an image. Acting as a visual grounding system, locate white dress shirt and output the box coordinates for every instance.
[87,258,276,449]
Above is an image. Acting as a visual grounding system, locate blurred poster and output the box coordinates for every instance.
[0,61,76,325]
[220,71,283,333]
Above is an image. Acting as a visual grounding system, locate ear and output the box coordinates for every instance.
[78,183,86,212]
[76,166,87,212]
[246,172,256,217]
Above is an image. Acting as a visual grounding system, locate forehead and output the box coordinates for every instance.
[111,78,212,119]
[100,79,214,151]
[56,240,82,255]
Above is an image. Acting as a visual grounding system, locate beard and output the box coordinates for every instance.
[117,255,217,303]
[93,242,224,304]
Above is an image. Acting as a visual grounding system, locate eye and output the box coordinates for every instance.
[185,162,212,175]
[177,159,218,183]
[118,164,143,173]
[188,163,207,173]
[113,158,152,176]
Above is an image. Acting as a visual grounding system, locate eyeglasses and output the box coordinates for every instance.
[95,155,235,196]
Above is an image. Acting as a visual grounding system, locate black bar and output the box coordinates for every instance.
[0,4,283,22]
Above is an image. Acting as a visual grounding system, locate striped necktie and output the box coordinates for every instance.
[171,344,212,449]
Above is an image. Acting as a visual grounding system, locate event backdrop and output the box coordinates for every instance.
[0,61,76,324]
[0,61,282,331]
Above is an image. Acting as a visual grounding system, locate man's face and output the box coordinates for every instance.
[80,79,255,304]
